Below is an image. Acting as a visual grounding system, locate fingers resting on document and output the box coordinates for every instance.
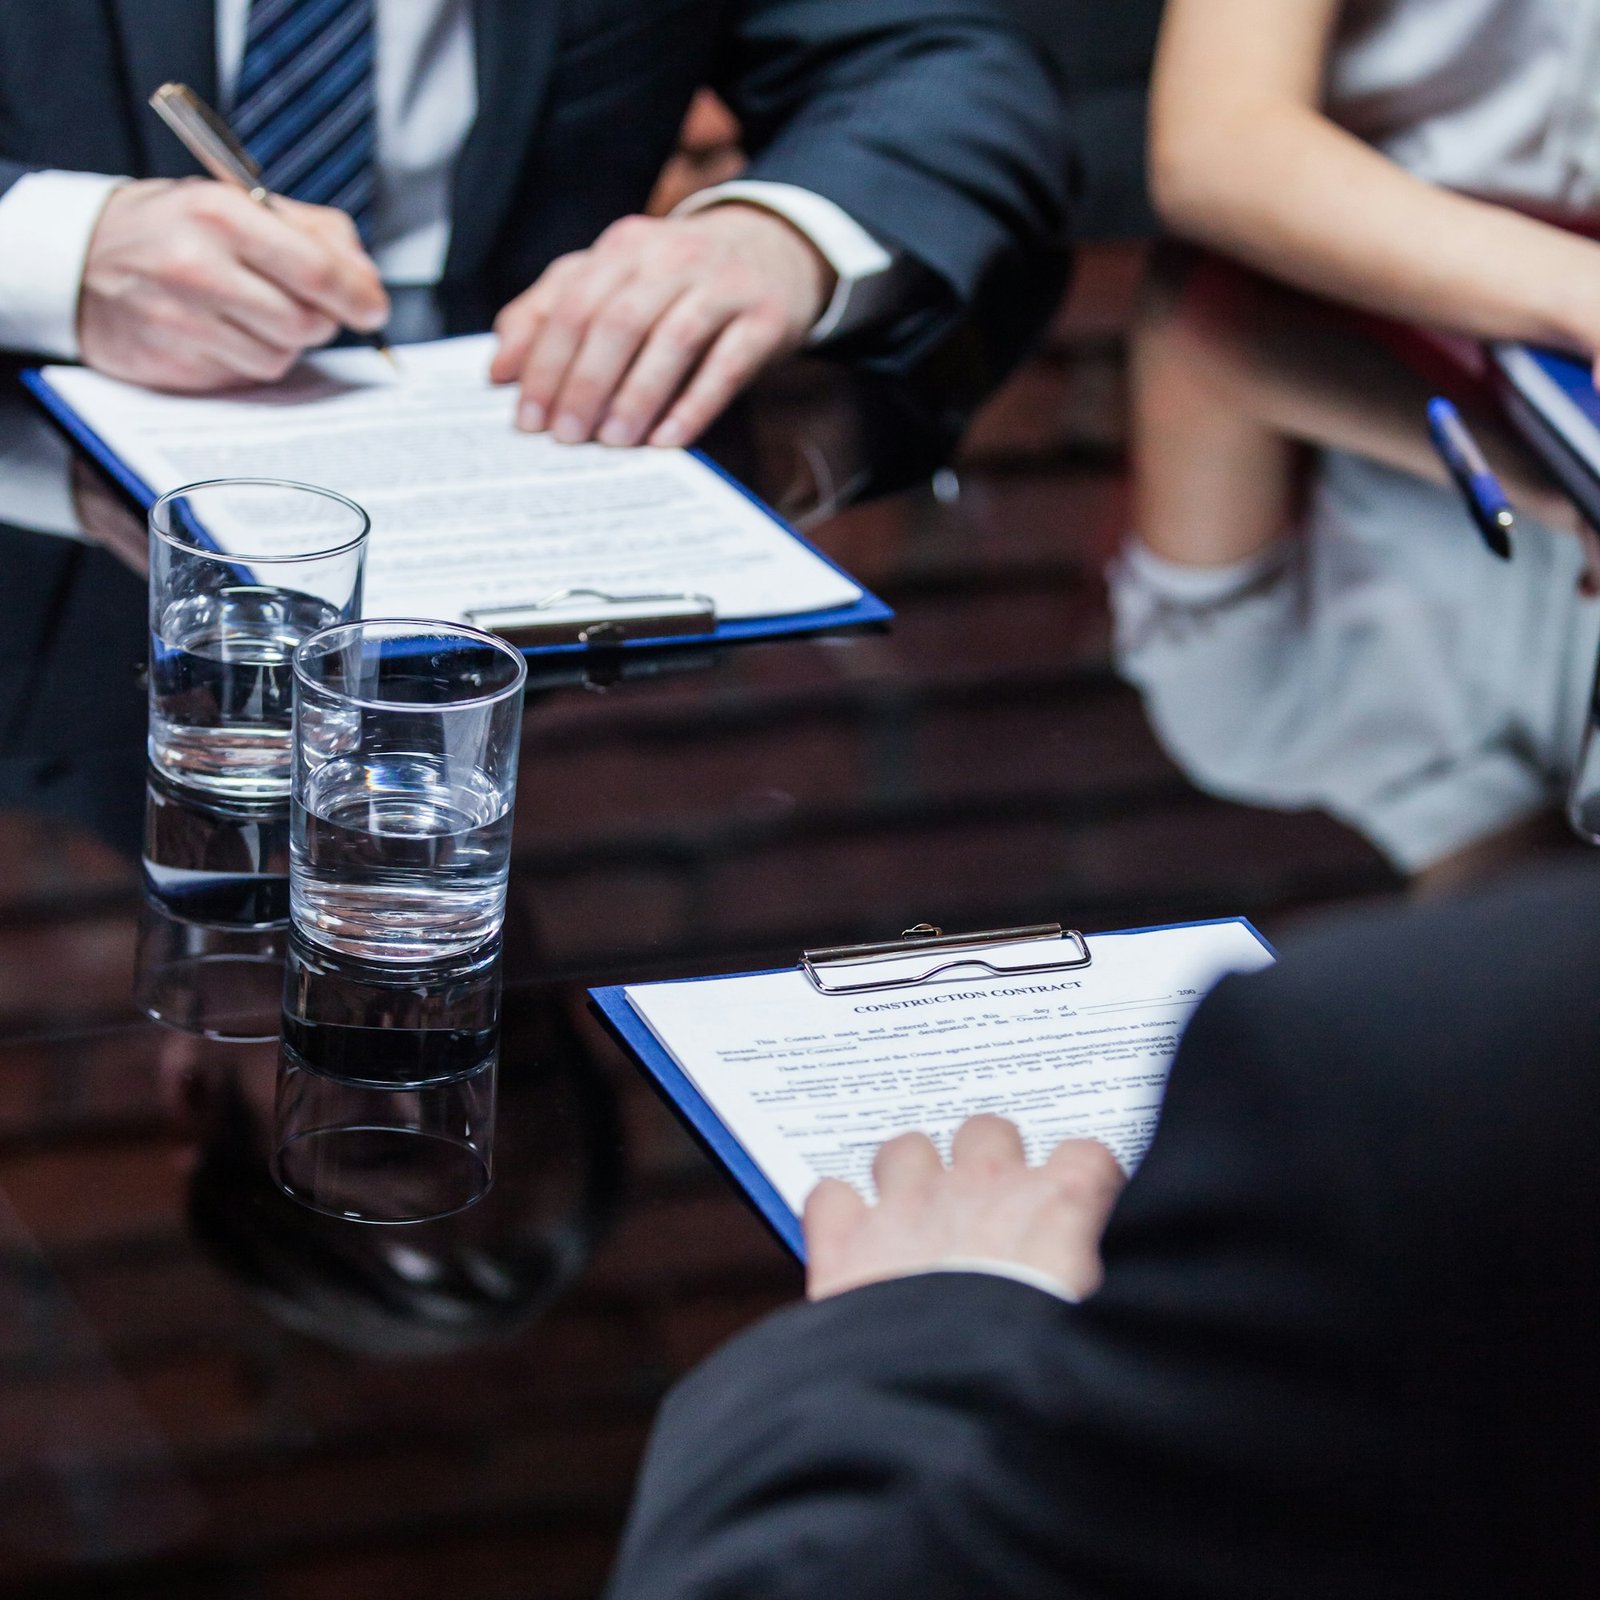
[803,1116,1127,1305]
[490,204,835,450]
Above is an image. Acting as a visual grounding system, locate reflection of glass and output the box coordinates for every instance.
[148,479,369,799]
[134,765,289,1042]
[289,619,526,962]
[185,979,621,1357]
[142,762,289,920]
[273,932,502,1223]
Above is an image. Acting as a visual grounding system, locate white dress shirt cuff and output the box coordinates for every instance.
[674,179,899,345]
[0,171,126,359]
[905,1259,1082,1304]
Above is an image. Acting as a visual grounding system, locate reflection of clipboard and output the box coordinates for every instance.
[592,918,1271,1259]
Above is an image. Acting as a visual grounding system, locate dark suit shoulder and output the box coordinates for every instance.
[1187,864,1600,1150]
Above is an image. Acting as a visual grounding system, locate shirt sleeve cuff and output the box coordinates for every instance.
[903,1259,1081,1304]
[0,170,127,359]
[673,179,901,344]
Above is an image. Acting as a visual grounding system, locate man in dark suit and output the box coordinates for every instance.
[0,1,1069,446]
[606,866,1600,1598]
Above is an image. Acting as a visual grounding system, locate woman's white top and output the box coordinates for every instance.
[1328,0,1600,207]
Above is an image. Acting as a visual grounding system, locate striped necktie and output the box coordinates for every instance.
[233,0,377,237]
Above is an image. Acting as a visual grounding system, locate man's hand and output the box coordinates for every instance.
[489,205,835,449]
[804,1116,1126,1303]
[78,178,390,391]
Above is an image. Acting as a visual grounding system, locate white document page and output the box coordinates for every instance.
[40,336,862,623]
[624,920,1275,1215]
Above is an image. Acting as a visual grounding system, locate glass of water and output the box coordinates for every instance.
[289,619,527,962]
[149,479,369,799]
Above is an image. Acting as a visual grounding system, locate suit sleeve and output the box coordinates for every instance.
[710,0,1075,376]
[0,160,34,201]
[604,956,1412,1600]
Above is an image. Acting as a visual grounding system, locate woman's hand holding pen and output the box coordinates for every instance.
[76,178,389,391]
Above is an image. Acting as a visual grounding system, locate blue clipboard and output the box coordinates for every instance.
[20,366,894,659]
[590,917,1277,1262]
[1489,343,1600,531]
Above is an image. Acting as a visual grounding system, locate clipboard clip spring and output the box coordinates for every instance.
[800,922,1092,996]
[465,587,718,649]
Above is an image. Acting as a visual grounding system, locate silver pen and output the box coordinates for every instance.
[149,81,397,368]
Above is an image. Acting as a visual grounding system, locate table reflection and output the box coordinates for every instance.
[121,759,623,1358]
[135,766,290,1041]
[1118,257,1600,893]
[16,250,1600,1592]
[168,967,621,1361]
[276,933,503,1224]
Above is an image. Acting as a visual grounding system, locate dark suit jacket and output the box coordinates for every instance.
[608,866,1600,1598]
[0,0,1071,374]
[0,517,147,859]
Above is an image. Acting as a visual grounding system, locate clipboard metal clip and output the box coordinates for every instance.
[465,587,718,649]
[800,922,1092,996]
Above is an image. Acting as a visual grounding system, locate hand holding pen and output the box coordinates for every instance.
[73,87,389,392]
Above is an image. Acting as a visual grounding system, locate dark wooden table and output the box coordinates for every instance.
[4,249,1583,1598]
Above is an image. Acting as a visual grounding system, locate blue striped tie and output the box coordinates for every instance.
[233,0,377,237]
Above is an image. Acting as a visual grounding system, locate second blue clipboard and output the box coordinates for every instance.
[590,916,1277,1263]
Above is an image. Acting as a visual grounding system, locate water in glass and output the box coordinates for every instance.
[150,585,340,797]
[290,751,514,961]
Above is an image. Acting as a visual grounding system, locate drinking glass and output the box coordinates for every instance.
[289,619,527,962]
[148,479,369,799]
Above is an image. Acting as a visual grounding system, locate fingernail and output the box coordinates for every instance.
[598,417,635,448]
[553,413,587,445]
[517,401,545,432]
[651,418,686,448]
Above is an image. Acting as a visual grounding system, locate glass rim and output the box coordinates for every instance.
[149,478,372,564]
[291,617,529,711]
